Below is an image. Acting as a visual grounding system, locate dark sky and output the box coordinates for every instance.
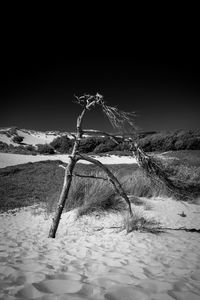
[1,27,200,133]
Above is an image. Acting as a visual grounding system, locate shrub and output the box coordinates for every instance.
[12,135,24,144]
[0,141,9,152]
[139,130,200,152]
[93,143,112,154]
[37,144,55,154]
[115,141,130,152]
[25,145,36,152]
[78,137,103,153]
[93,137,121,154]
[186,138,200,150]
[123,212,161,233]
[50,135,73,153]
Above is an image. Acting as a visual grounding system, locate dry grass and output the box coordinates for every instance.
[65,170,126,217]
[128,197,153,211]
[118,169,169,199]
[122,211,162,234]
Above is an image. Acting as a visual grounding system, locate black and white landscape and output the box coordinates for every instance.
[1,32,200,299]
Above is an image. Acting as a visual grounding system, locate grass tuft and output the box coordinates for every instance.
[123,212,162,234]
[119,169,170,199]
[65,171,126,217]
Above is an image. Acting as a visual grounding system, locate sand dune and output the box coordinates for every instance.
[0,199,200,299]
[0,128,69,146]
[0,127,115,147]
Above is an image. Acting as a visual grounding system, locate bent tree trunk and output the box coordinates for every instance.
[48,156,78,238]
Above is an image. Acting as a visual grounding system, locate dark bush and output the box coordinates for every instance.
[186,138,200,150]
[78,137,103,153]
[115,141,130,152]
[50,135,73,153]
[139,130,200,152]
[25,145,36,152]
[94,140,116,153]
[37,144,55,154]
[0,141,10,152]
[12,135,24,144]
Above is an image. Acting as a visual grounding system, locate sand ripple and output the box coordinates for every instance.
[0,204,200,299]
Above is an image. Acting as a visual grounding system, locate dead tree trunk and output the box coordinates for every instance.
[48,156,78,238]
[48,106,87,238]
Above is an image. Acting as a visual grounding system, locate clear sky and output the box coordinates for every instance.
[1,27,200,133]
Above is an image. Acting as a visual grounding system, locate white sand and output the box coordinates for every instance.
[0,153,137,168]
[0,199,200,299]
[16,129,57,145]
[0,134,18,146]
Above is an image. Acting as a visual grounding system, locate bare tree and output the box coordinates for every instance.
[48,93,135,238]
[48,93,186,238]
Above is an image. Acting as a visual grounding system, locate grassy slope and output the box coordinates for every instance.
[0,151,200,213]
[0,159,137,211]
[162,150,200,167]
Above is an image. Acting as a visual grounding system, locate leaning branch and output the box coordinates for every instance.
[129,141,192,200]
[76,153,134,217]
[73,173,108,181]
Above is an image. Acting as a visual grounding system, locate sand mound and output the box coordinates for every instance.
[0,198,200,299]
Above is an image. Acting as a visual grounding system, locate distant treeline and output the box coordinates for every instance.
[0,129,200,155]
[139,129,200,152]
[49,129,200,154]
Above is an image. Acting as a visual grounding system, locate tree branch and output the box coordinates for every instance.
[73,173,108,181]
[76,153,133,217]
[59,164,66,169]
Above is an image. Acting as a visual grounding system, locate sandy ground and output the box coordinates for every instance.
[0,153,137,168]
[0,198,200,300]
[0,134,18,146]
[16,130,57,146]
[0,153,200,299]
